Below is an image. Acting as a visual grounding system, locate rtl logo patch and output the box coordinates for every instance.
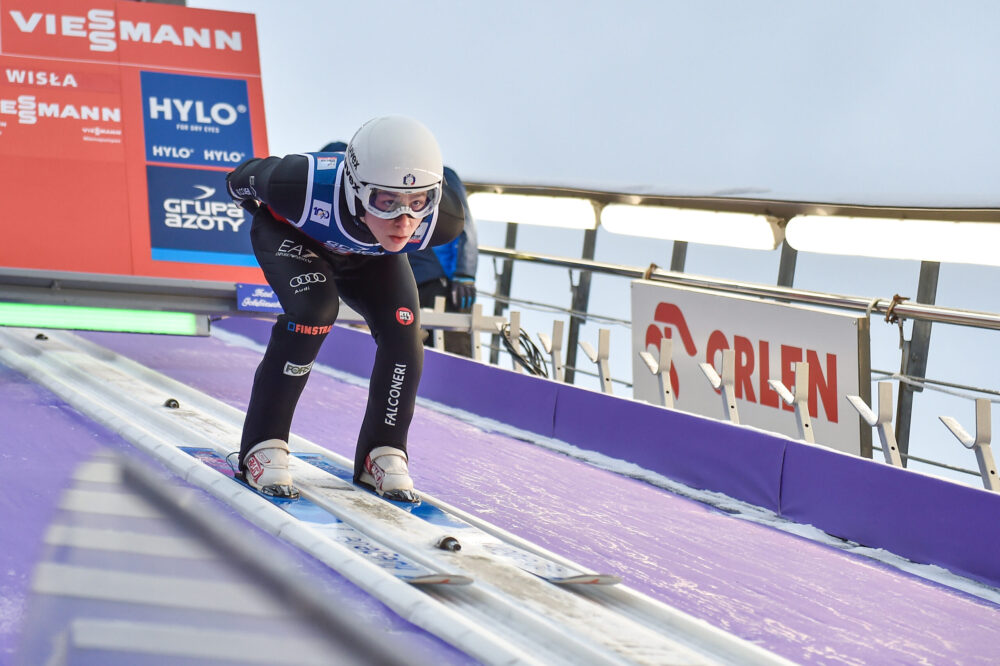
[396,307,414,326]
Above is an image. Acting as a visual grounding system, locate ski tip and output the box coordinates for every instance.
[547,574,622,586]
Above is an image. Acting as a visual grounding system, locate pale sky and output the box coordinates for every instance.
[192,0,1000,206]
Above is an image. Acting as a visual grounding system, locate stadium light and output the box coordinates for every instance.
[785,215,1000,266]
[468,193,598,230]
[0,302,204,335]
[600,204,785,251]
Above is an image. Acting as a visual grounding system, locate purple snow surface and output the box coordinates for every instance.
[82,330,1000,665]
[0,357,469,665]
[0,363,107,661]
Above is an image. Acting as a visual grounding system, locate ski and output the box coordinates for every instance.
[182,447,472,586]
[295,453,621,586]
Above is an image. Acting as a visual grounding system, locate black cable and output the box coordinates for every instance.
[499,324,549,377]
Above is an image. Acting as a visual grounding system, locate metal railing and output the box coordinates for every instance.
[480,246,1000,331]
[476,245,1000,487]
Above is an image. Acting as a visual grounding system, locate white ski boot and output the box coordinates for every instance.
[242,439,299,499]
[360,446,418,503]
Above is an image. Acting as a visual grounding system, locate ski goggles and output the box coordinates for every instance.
[359,183,441,220]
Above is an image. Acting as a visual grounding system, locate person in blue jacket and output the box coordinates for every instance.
[322,142,478,357]
[226,116,465,503]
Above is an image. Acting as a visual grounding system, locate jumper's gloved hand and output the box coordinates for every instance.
[225,167,256,204]
[450,275,476,310]
[226,170,261,214]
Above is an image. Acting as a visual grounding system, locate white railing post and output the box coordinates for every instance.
[699,349,739,424]
[431,295,446,350]
[470,304,485,362]
[939,398,998,492]
[847,382,903,467]
[537,320,565,383]
[579,328,612,394]
[638,338,674,409]
[767,362,815,444]
[507,311,522,373]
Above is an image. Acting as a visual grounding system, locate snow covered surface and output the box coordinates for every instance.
[66,325,1000,665]
[0,356,468,665]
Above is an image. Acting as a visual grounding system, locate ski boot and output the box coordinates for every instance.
[241,439,299,499]
[360,446,419,503]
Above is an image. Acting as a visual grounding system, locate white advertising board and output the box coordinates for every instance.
[631,280,871,457]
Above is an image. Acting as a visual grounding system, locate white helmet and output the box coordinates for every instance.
[345,115,444,220]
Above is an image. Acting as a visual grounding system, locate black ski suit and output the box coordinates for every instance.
[226,151,464,479]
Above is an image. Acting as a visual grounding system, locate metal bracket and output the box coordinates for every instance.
[939,399,998,492]
[414,306,505,361]
[767,362,814,443]
[578,328,612,394]
[537,320,565,383]
[847,382,903,467]
[638,338,674,409]
[699,349,739,424]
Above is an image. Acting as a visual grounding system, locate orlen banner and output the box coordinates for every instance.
[632,280,872,457]
[0,0,267,282]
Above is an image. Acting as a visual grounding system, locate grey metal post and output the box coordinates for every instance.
[670,241,688,272]
[777,239,798,288]
[564,227,597,384]
[894,260,940,466]
[489,222,518,365]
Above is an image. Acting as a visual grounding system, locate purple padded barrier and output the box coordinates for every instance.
[781,442,1000,588]
[419,351,560,437]
[551,385,786,511]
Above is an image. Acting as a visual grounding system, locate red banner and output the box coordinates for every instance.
[0,0,267,282]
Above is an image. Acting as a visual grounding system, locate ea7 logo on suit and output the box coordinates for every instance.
[289,272,327,288]
[276,239,318,263]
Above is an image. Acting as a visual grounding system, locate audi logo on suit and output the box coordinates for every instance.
[289,272,327,288]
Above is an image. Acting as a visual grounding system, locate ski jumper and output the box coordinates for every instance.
[227,152,465,479]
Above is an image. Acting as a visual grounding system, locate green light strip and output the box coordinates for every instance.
[0,302,200,336]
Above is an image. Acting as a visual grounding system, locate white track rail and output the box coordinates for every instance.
[0,327,792,666]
